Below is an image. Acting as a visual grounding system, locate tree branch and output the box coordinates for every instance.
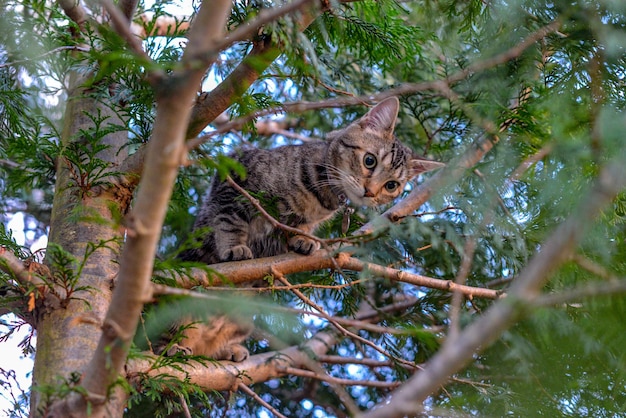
[100,0,156,73]
[46,2,234,416]
[125,331,337,392]
[160,251,502,300]
[0,248,47,288]
[117,0,138,21]
[284,367,400,389]
[238,383,288,418]
[361,160,626,418]
[58,0,88,29]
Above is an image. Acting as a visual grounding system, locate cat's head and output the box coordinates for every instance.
[326,97,444,207]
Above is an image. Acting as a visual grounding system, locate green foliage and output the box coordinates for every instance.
[2,0,626,416]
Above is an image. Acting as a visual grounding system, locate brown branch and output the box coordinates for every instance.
[100,0,156,73]
[361,161,626,418]
[162,251,502,300]
[218,0,318,52]
[572,253,619,281]
[46,2,235,417]
[532,279,626,307]
[58,0,88,29]
[0,248,48,288]
[126,331,337,392]
[283,366,401,389]
[238,383,288,418]
[117,0,138,21]
[508,145,553,183]
[448,237,477,341]
[273,270,416,370]
[317,355,419,371]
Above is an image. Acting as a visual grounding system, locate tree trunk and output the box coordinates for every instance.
[30,72,129,417]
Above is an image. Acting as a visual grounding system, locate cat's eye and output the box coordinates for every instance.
[363,153,377,169]
[385,181,399,192]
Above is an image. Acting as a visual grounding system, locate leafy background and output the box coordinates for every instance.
[2,0,626,416]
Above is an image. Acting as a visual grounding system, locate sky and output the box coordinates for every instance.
[1,213,43,415]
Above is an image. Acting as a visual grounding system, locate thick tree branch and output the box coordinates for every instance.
[125,331,337,392]
[0,249,47,288]
[361,161,626,418]
[45,2,234,417]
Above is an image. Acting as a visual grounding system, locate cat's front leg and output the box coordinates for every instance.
[213,214,254,261]
[288,234,320,255]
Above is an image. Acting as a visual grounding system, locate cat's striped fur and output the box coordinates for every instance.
[181,96,444,264]
[167,97,444,361]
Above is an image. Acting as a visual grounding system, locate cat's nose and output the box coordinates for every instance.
[363,187,375,198]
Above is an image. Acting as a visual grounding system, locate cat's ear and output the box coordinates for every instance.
[410,156,445,177]
[358,97,400,138]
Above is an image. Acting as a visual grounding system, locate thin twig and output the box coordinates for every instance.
[272,269,418,369]
[225,176,326,246]
[283,367,401,389]
[238,383,288,418]
[219,0,317,50]
[317,355,419,371]
[448,237,477,342]
[572,253,619,281]
[0,46,90,69]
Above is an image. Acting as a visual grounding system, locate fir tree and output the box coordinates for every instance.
[1,0,626,417]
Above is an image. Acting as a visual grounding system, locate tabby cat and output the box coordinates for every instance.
[165,97,444,361]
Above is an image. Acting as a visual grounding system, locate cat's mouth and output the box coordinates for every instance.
[344,189,378,207]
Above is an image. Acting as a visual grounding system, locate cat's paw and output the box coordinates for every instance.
[288,235,320,255]
[215,344,249,362]
[220,245,253,261]
[230,344,250,362]
[164,344,193,357]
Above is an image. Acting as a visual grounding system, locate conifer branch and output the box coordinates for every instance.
[0,248,48,288]
[361,160,626,418]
